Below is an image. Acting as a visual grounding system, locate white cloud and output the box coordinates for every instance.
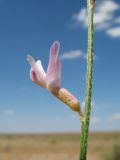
[60,50,83,60]
[72,0,120,37]
[73,0,120,29]
[94,0,119,26]
[114,17,120,24]
[110,113,120,121]
[73,8,88,27]
[61,49,97,61]
[106,27,120,37]
[4,109,16,116]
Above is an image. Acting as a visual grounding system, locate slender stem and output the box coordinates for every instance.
[79,0,94,160]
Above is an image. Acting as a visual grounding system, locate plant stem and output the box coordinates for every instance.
[79,0,94,160]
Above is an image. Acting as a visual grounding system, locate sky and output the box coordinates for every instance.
[0,0,120,133]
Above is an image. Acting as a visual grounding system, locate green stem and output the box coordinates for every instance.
[79,0,94,160]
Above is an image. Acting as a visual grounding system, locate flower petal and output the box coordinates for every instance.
[27,55,46,88]
[30,68,39,83]
[46,41,61,93]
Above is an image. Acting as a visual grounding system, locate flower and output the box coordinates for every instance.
[27,41,61,95]
[27,41,84,120]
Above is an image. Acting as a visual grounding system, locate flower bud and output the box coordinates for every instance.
[58,88,80,112]
[51,88,84,120]
[57,88,84,121]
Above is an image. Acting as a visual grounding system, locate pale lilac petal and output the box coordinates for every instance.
[27,55,46,88]
[46,41,61,92]
[30,68,39,83]
[36,60,46,77]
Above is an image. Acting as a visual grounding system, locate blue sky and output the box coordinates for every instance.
[0,0,120,133]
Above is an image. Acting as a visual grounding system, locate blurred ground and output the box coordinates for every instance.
[0,132,120,160]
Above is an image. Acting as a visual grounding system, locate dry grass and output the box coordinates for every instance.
[0,132,120,160]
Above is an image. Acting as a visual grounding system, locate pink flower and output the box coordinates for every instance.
[27,41,84,120]
[27,41,61,95]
